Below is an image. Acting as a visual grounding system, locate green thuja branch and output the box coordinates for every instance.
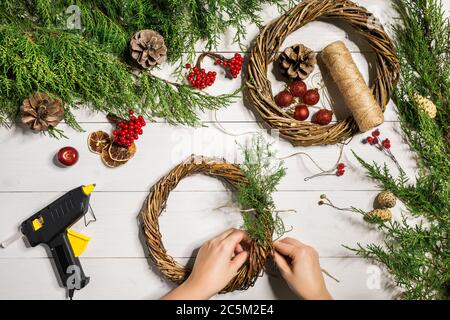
[238,134,287,247]
[0,0,291,129]
[346,0,449,300]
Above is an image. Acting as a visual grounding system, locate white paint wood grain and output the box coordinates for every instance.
[2,0,445,299]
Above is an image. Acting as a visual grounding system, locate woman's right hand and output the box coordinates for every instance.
[273,237,332,300]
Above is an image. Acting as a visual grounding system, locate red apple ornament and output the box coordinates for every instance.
[293,105,309,121]
[313,109,333,125]
[57,146,79,166]
[275,90,294,107]
[303,89,320,105]
[289,80,307,97]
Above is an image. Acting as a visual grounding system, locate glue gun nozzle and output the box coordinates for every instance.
[82,184,96,195]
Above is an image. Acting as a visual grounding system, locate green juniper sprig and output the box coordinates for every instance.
[237,134,288,247]
[0,0,293,131]
[340,0,450,300]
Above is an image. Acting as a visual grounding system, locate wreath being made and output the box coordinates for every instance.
[245,0,400,146]
[141,136,287,292]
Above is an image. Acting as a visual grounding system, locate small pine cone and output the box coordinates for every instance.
[279,44,316,80]
[376,191,397,208]
[20,92,64,131]
[413,94,437,118]
[366,209,392,222]
[130,29,167,69]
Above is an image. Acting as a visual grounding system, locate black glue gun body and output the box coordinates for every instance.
[20,184,95,299]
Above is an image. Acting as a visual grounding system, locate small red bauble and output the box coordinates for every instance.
[275,90,294,107]
[293,105,309,121]
[289,80,307,98]
[313,109,333,125]
[57,146,79,166]
[303,89,320,105]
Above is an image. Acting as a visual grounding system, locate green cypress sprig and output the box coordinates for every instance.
[237,134,287,247]
[346,0,449,300]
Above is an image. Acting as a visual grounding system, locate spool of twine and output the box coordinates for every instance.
[321,41,384,132]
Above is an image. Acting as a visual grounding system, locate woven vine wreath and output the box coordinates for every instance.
[141,156,272,292]
[245,0,400,146]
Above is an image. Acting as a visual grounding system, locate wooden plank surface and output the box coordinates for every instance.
[1,0,447,300]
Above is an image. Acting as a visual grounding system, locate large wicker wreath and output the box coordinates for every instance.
[245,0,400,146]
[141,156,272,292]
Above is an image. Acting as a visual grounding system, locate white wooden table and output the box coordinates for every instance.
[1,0,447,300]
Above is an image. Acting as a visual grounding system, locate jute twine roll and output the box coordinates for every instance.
[321,41,383,132]
[245,0,400,146]
[141,156,272,293]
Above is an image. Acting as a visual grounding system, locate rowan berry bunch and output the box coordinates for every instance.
[186,52,243,90]
[185,64,217,89]
[363,128,399,169]
[112,110,146,147]
[214,53,243,78]
[336,163,346,176]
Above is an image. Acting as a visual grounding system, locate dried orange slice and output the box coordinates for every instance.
[108,142,136,162]
[88,131,111,154]
[101,148,127,168]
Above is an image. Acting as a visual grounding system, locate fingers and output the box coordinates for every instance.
[280,237,305,248]
[215,228,237,241]
[273,241,297,259]
[230,250,248,271]
[273,251,291,275]
[235,243,244,254]
[223,229,249,246]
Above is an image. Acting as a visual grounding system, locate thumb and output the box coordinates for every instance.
[230,250,248,271]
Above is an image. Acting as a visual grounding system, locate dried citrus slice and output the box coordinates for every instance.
[101,148,127,168]
[108,142,136,162]
[88,131,111,154]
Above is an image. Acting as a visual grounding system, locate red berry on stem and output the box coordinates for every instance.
[337,163,345,170]
[336,169,345,177]
[185,63,191,68]
[366,137,373,143]
[57,146,79,166]
[303,89,320,105]
[372,129,380,137]
[313,109,333,125]
[288,80,307,98]
[293,105,309,121]
[275,90,294,107]
[372,137,379,144]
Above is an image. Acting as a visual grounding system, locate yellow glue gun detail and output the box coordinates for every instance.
[67,229,91,257]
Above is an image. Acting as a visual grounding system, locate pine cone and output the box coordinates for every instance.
[279,44,316,80]
[20,92,64,131]
[130,30,167,69]
[376,191,397,208]
[413,94,437,118]
[365,209,392,222]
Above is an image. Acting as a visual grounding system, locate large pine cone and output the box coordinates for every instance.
[20,92,64,131]
[130,30,167,69]
[279,44,316,80]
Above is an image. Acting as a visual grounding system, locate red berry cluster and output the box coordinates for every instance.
[186,65,217,89]
[336,163,346,177]
[364,129,392,149]
[363,128,401,170]
[215,53,243,78]
[113,110,146,147]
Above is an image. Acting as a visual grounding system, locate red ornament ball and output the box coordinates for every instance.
[313,109,333,125]
[57,146,79,166]
[293,105,309,121]
[289,80,307,98]
[303,89,320,105]
[275,90,294,107]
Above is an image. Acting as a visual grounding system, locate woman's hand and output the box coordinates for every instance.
[273,237,332,300]
[163,228,249,300]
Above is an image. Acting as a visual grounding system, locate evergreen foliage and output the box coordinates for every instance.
[238,134,287,247]
[349,0,449,299]
[0,0,291,131]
